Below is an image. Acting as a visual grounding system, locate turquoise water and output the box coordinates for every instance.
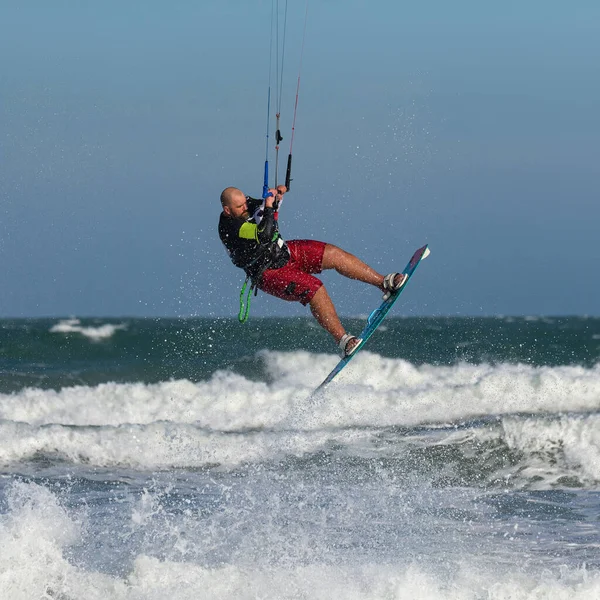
[1,316,600,598]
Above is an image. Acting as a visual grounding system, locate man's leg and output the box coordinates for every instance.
[308,286,346,344]
[321,244,385,289]
[307,286,361,355]
[322,244,407,292]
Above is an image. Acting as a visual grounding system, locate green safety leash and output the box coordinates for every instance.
[238,250,269,323]
[238,277,254,323]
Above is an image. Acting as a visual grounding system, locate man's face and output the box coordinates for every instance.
[224,192,249,219]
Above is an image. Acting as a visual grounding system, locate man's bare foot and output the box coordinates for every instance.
[338,333,362,357]
[393,273,407,288]
[345,336,361,354]
[382,273,408,300]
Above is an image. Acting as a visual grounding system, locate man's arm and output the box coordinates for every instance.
[238,187,286,243]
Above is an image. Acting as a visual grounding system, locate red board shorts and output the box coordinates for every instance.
[259,240,325,305]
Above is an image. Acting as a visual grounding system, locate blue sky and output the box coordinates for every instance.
[1,1,598,318]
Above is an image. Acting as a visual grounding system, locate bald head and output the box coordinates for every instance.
[220,187,249,219]
[220,187,244,208]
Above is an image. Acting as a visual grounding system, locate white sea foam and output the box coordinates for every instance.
[126,557,600,600]
[0,352,599,474]
[1,412,598,478]
[0,482,126,599]
[264,350,600,427]
[1,352,599,430]
[1,481,600,600]
[503,414,600,483]
[0,419,337,469]
[49,317,126,340]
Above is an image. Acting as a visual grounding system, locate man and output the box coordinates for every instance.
[218,186,407,357]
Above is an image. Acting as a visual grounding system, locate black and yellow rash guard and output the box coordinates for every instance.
[219,196,290,280]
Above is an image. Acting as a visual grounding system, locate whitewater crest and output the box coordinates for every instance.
[2,352,600,429]
[49,318,127,340]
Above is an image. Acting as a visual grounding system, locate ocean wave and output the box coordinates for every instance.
[49,318,127,340]
[2,352,600,430]
[1,353,599,481]
[503,413,600,484]
[0,419,338,469]
[1,413,599,488]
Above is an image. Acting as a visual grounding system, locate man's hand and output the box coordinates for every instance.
[265,186,286,208]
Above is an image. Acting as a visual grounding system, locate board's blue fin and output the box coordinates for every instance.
[314,244,430,393]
